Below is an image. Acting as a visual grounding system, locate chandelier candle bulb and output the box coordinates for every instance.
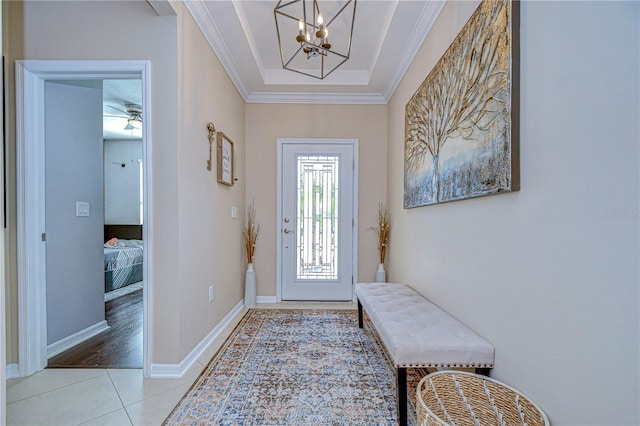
[296,19,306,43]
[321,35,331,50]
[316,13,327,39]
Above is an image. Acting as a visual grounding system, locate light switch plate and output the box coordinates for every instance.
[76,202,90,217]
[231,206,238,219]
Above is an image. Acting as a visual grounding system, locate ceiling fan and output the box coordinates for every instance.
[105,103,143,130]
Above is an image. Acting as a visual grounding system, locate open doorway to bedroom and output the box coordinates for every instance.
[16,61,152,378]
[45,79,144,369]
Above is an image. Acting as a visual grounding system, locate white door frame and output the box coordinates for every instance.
[15,60,153,377]
[276,138,358,302]
[1,5,6,420]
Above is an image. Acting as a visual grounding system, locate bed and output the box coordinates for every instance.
[104,239,143,293]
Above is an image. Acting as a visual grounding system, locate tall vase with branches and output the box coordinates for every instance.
[371,203,390,282]
[243,201,259,308]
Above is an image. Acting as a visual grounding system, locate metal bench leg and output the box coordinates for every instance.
[357,299,363,328]
[397,367,407,426]
[475,367,491,376]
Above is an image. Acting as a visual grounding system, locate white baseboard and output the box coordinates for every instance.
[47,320,110,359]
[7,363,19,379]
[257,296,277,304]
[149,300,245,378]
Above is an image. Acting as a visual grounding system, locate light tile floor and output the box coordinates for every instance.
[6,302,356,426]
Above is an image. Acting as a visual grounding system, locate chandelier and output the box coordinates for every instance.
[274,0,357,80]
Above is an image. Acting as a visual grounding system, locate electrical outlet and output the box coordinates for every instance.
[208,286,214,302]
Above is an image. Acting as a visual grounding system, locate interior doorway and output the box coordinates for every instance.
[15,61,153,377]
[42,79,144,369]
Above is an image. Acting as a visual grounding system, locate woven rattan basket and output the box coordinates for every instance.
[416,371,549,426]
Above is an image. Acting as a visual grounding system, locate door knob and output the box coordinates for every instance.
[283,228,292,234]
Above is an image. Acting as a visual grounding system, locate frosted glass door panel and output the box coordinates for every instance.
[280,142,354,301]
[296,155,339,281]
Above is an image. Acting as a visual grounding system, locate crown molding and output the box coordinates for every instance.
[184,0,445,105]
[147,0,176,16]
[183,0,250,101]
[382,0,446,102]
[263,68,370,86]
[232,1,267,83]
[246,91,387,105]
[367,0,399,75]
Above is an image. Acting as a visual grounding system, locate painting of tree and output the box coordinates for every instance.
[404,0,519,208]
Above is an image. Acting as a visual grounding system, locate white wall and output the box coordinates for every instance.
[44,80,105,344]
[387,1,639,425]
[1,0,6,420]
[104,139,143,225]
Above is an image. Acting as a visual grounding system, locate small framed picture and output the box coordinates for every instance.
[216,132,234,186]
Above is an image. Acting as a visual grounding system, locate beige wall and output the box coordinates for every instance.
[6,2,638,424]
[245,104,387,298]
[5,0,180,363]
[175,2,246,355]
[5,0,245,365]
[387,1,639,425]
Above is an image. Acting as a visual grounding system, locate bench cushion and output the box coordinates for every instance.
[355,282,494,369]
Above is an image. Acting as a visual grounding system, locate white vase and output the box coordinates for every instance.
[375,263,386,283]
[244,263,257,308]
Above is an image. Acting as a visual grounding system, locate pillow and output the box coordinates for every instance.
[110,239,143,248]
[104,237,118,247]
[120,239,143,248]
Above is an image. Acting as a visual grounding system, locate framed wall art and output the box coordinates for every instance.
[217,132,234,186]
[404,0,519,208]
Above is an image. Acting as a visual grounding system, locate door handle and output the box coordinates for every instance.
[283,228,293,234]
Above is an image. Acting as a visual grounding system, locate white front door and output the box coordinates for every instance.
[279,140,357,301]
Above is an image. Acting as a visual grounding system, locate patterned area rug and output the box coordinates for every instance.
[164,309,426,425]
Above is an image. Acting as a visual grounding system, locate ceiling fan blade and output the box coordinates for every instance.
[105,104,129,115]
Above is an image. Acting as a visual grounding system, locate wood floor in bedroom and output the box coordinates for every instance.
[47,288,143,369]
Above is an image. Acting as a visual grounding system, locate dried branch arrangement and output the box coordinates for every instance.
[371,203,391,264]
[243,201,260,264]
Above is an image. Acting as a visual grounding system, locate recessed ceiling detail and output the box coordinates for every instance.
[273,0,357,80]
[183,0,445,104]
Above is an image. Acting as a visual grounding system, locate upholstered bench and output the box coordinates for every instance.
[355,282,495,426]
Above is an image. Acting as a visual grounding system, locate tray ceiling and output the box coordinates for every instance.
[184,0,445,104]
